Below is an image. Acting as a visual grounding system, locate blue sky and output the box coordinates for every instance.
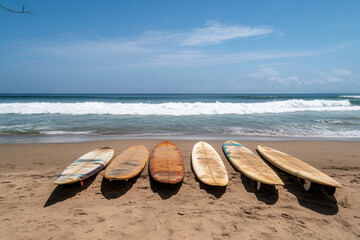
[1,0,360,93]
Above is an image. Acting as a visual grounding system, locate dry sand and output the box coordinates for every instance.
[0,139,359,239]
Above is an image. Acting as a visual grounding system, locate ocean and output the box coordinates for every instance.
[0,93,360,143]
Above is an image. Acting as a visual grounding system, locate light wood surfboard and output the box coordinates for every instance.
[192,141,228,187]
[104,145,149,180]
[54,147,114,185]
[149,141,185,184]
[223,141,284,190]
[257,145,343,195]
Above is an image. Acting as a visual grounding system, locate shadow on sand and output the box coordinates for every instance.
[44,173,97,208]
[278,172,339,215]
[198,180,227,198]
[190,155,226,198]
[100,176,139,199]
[241,174,279,205]
[222,147,278,204]
[255,151,339,215]
[149,176,182,200]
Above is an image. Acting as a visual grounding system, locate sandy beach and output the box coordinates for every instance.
[0,139,359,239]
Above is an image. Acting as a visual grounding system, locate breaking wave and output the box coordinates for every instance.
[339,95,360,99]
[0,99,358,116]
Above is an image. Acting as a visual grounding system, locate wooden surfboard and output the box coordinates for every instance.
[149,141,185,184]
[223,141,284,187]
[104,145,149,180]
[257,145,343,190]
[54,147,114,185]
[192,141,228,186]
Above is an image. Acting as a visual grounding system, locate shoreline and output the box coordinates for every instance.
[1,134,360,144]
[0,139,359,239]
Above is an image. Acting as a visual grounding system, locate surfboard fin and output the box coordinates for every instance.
[256,181,261,191]
[298,178,311,191]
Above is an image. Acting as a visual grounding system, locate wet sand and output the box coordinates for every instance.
[0,139,359,239]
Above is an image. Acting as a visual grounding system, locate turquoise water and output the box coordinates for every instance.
[0,94,360,143]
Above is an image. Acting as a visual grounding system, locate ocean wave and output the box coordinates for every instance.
[228,126,360,138]
[339,95,360,99]
[39,131,95,135]
[0,99,359,116]
[316,119,360,125]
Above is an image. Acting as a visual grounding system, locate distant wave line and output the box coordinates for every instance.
[339,95,360,99]
[0,99,358,116]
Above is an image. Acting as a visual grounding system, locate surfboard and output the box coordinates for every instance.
[223,141,284,190]
[192,141,228,187]
[54,147,114,185]
[104,145,149,180]
[149,141,185,184]
[257,145,343,195]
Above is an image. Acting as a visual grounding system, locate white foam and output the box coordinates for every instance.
[0,99,358,116]
[339,95,360,99]
[229,126,360,138]
[316,119,360,125]
[39,131,94,135]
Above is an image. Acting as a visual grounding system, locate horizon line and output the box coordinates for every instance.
[1,92,360,95]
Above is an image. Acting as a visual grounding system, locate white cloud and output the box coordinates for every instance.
[315,70,327,77]
[260,67,278,76]
[142,47,342,67]
[313,76,343,85]
[247,66,278,78]
[20,21,347,68]
[180,21,274,46]
[227,80,257,90]
[247,66,301,85]
[312,77,325,85]
[332,68,352,75]
[313,68,360,85]
[288,76,299,81]
[326,76,343,83]
[31,21,276,58]
[262,62,293,66]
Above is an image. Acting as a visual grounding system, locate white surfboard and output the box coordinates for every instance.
[55,147,114,185]
[192,141,228,186]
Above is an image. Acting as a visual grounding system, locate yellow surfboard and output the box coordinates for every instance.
[257,145,343,195]
[104,145,149,180]
[55,147,114,185]
[192,141,228,186]
[223,141,284,190]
